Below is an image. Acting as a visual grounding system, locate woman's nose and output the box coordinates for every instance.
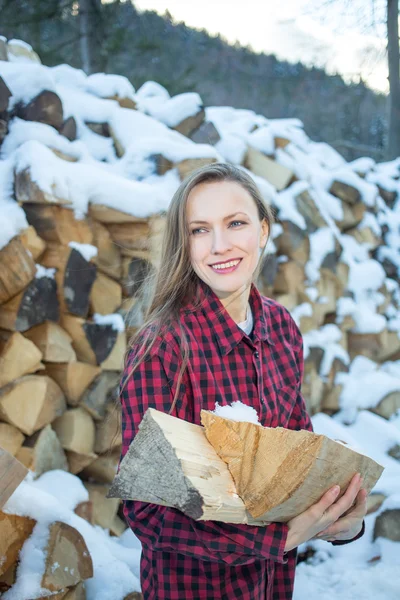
[211,229,233,254]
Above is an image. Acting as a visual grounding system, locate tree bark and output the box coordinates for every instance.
[387,0,400,159]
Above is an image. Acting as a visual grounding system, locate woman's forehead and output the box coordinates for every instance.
[186,181,256,218]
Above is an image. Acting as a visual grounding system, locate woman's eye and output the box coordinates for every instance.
[191,221,246,235]
[230,220,245,227]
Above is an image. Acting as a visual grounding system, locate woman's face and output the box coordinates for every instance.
[186,180,269,298]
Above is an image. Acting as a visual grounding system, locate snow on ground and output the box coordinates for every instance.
[1,39,400,599]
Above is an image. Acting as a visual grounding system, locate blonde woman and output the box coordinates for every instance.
[118,163,367,600]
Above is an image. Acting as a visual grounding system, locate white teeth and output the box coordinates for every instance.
[211,259,240,270]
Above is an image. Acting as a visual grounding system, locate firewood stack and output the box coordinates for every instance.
[1,37,400,595]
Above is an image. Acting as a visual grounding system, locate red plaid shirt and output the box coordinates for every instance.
[119,279,364,599]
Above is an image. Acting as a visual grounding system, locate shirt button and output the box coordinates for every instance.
[254,351,259,359]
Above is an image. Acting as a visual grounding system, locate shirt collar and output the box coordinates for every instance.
[183,278,275,357]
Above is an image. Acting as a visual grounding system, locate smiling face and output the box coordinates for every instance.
[186,180,269,300]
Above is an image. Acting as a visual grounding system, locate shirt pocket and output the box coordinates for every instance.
[275,384,298,428]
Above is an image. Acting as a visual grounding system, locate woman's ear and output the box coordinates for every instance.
[260,218,269,249]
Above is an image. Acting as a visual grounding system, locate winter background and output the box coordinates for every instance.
[1,1,400,599]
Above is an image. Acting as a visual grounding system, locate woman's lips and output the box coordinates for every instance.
[209,258,242,274]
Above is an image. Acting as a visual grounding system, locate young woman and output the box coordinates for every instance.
[119,163,367,600]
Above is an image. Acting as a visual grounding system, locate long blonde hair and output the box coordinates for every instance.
[122,162,275,415]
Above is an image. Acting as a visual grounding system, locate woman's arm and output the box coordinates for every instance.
[119,345,289,566]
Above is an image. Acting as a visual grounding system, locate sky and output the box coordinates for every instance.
[133,0,389,93]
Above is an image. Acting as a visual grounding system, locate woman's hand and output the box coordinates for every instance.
[284,473,367,552]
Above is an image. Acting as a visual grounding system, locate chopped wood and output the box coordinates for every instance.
[60,314,126,370]
[85,121,110,137]
[321,384,342,415]
[0,423,25,456]
[0,331,43,388]
[329,180,361,205]
[0,119,8,143]
[109,408,384,524]
[124,593,143,600]
[19,225,47,260]
[0,236,36,304]
[110,514,127,536]
[275,221,310,265]
[348,329,400,363]
[107,221,151,253]
[0,447,28,510]
[85,483,121,530]
[258,253,278,293]
[52,407,96,455]
[0,273,59,332]
[373,509,400,542]
[0,39,7,61]
[88,204,146,224]
[346,224,381,250]
[273,260,305,296]
[80,371,120,421]
[7,39,40,63]
[44,362,101,406]
[63,581,87,600]
[0,375,66,436]
[90,220,122,280]
[15,167,70,205]
[107,95,137,110]
[336,201,366,231]
[89,272,122,315]
[42,521,93,591]
[80,449,120,484]
[17,90,64,129]
[370,391,400,420]
[0,562,17,593]
[60,116,77,141]
[41,245,97,318]
[173,107,205,137]
[23,321,76,363]
[274,136,290,149]
[378,186,397,208]
[176,157,218,181]
[245,146,295,190]
[190,121,220,145]
[301,365,324,415]
[23,204,94,245]
[94,403,122,455]
[366,493,386,515]
[0,511,36,576]
[74,501,94,524]
[121,256,153,297]
[0,76,11,112]
[295,189,327,232]
[19,424,68,478]
[65,450,98,475]
[201,410,384,521]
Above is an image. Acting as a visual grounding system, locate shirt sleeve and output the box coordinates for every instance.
[118,342,289,566]
[286,310,366,546]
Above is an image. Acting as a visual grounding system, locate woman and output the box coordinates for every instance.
[119,163,367,600]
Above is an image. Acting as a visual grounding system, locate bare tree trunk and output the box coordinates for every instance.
[387,0,400,159]
[79,0,92,74]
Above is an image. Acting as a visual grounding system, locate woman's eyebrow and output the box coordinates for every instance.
[189,212,248,225]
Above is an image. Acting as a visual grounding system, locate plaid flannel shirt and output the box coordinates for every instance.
[119,279,364,600]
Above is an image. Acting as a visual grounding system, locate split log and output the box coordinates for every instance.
[274,221,310,265]
[245,146,295,191]
[17,90,64,129]
[75,501,94,524]
[0,273,59,332]
[0,448,29,509]
[61,314,126,370]
[0,423,25,456]
[84,483,121,531]
[23,321,76,363]
[121,256,154,297]
[42,521,93,592]
[0,39,7,61]
[0,118,7,143]
[15,167,70,206]
[0,236,36,304]
[64,581,87,600]
[44,362,101,406]
[85,121,110,137]
[0,375,66,436]
[176,157,218,181]
[273,260,305,296]
[321,384,342,415]
[19,225,47,260]
[335,201,366,231]
[107,221,151,253]
[257,252,278,294]
[173,107,205,137]
[90,220,122,280]
[60,116,77,141]
[0,512,36,576]
[329,180,361,205]
[301,364,324,415]
[294,189,327,232]
[348,329,400,363]
[23,204,93,245]
[107,95,137,110]
[80,449,120,484]
[65,450,98,475]
[41,245,97,317]
[373,509,400,542]
[367,493,386,515]
[347,224,381,250]
[0,76,11,112]
[88,205,144,224]
[109,408,384,524]
[94,403,121,455]
[7,39,40,63]
[190,121,220,145]
[370,391,400,420]
[89,272,122,315]
[124,594,143,600]
[0,331,43,388]
[16,424,68,477]
[80,371,120,421]
[52,407,96,455]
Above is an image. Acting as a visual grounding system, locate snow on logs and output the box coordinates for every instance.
[108,408,384,524]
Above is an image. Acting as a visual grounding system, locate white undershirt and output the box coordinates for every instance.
[237,303,254,335]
